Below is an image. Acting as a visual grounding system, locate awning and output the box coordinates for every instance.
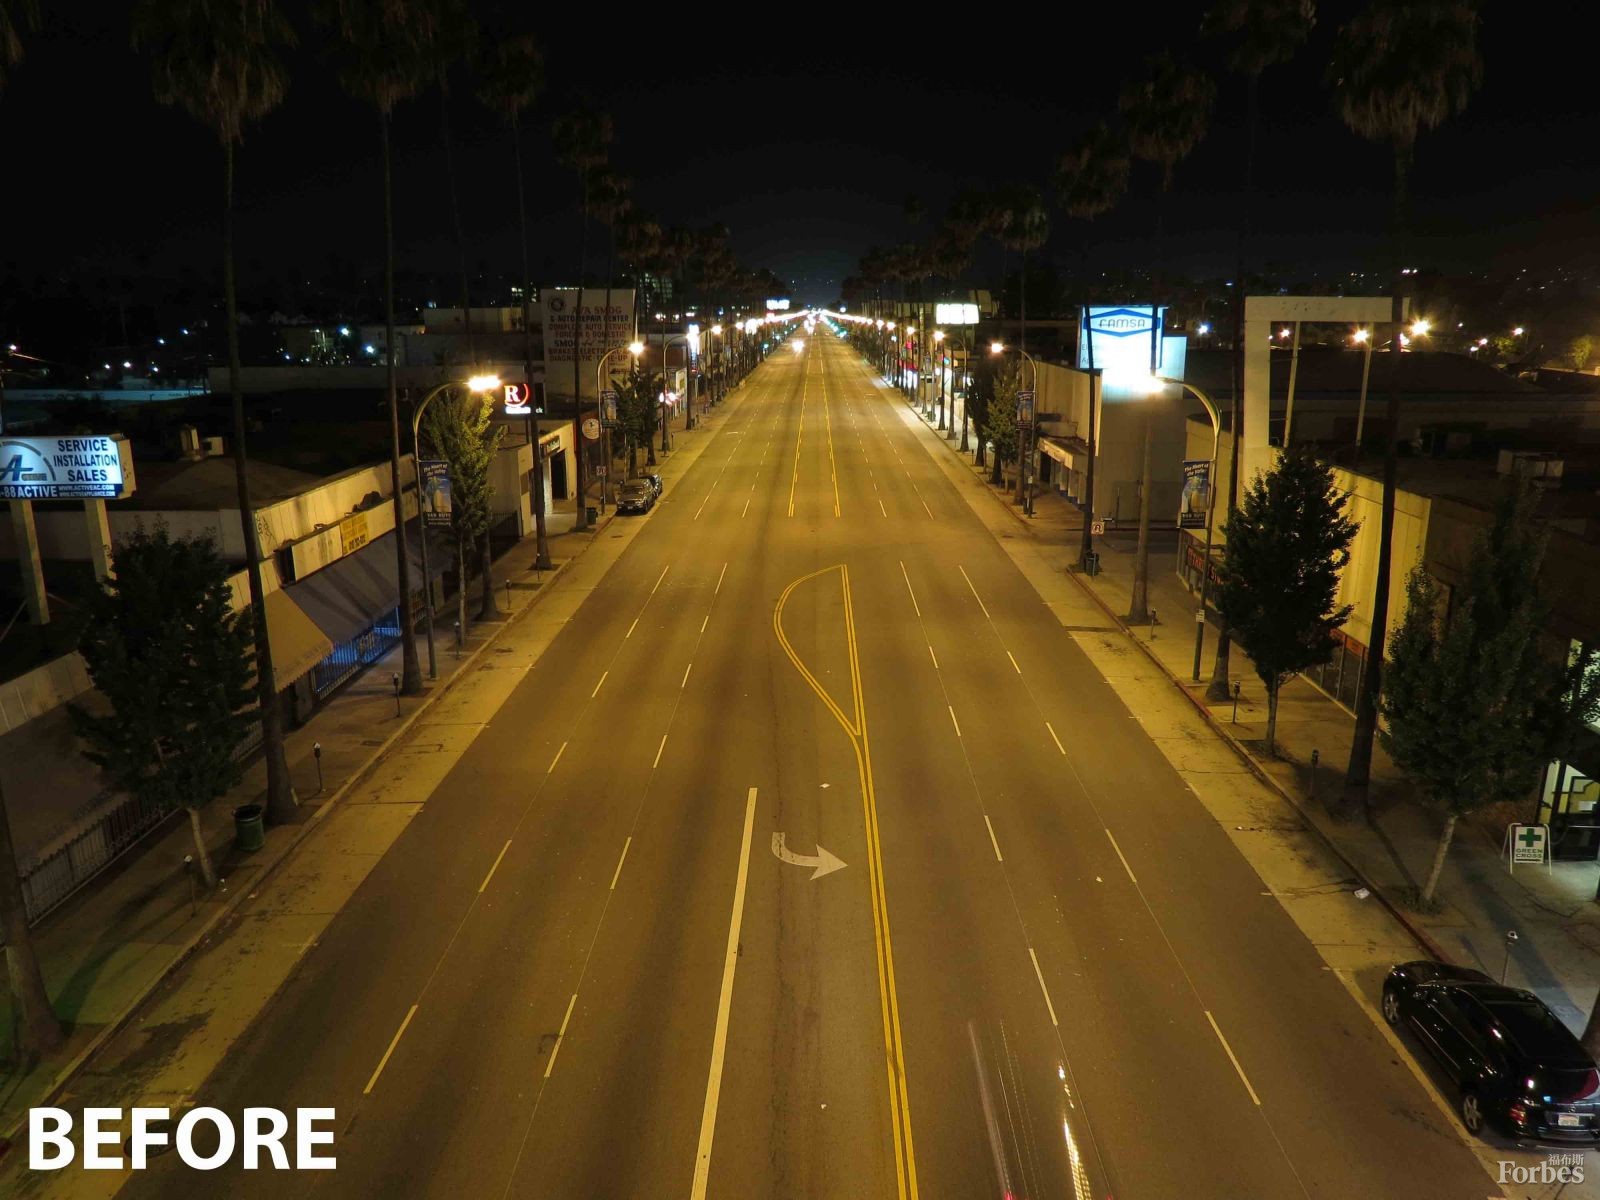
[264,590,334,692]
[1039,437,1080,468]
[288,527,446,646]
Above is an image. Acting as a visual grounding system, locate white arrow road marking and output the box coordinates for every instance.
[770,832,847,880]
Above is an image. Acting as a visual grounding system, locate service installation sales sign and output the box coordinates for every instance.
[0,435,133,500]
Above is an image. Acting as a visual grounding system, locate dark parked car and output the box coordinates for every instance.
[642,473,663,498]
[1383,960,1600,1142]
[616,481,655,514]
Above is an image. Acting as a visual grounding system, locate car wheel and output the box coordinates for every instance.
[1381,987,1402,1026]
[1459,1089,1485,1138]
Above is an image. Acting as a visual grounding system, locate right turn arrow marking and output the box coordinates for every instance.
[771,832,847,880]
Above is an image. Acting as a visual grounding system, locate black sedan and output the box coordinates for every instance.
[615,481,655,514]
[1383,960,1600,1142]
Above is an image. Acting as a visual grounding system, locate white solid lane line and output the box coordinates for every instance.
[1205,1011,1261,1106]
[364,1004,419,1095]
[1105,829,1138,886]
[983,815,1003,863]
[690,787,759,1199]
[479,840,512,894]
[543,993,579,1080]
[651,564,670,595]
[547,742,567,774]
[899,561,921,617]
[1028,949,1059,1027]
[958,565,992,620]
[591,671,608,698]
[693,481,717,520]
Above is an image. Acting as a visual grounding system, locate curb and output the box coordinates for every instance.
[874,358,1455,968]
[0,533,602,1152]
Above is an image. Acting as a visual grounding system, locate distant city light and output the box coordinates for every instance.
[122,360,132,369]
[181,328,190,335]
[157,337,165,346]
[1196,323,1210,335]
[339,326,351,337]
[1513,326,1525,336]
[364,344,377,355]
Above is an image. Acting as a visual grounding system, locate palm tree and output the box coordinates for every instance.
[551,109,612,531]
[1201,0,1316,702]
[1057,120,1131,571]
[427,0,478,364]
[1119,51,1216,624]
[0,0,61,1067]
[1330,0,1482,819]
[134,0,299,823]
[320,0,436,695]
[475,32,550,568]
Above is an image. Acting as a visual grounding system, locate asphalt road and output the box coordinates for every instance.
[116,329,1499,1199]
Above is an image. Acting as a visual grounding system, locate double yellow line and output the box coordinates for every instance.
[773,565,918,1198]
[786,342,841,518]
[787,348,808,516]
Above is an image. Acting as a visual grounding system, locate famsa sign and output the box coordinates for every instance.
[0,435,134,500]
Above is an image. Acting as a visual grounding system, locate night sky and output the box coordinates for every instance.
[6,4,1600,309]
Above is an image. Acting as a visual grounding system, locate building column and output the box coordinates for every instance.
[83,498,114,582]
[9,499,49,625]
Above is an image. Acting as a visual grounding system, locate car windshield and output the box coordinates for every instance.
[620,483,647,495]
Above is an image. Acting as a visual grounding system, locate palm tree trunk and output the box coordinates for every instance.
[1419,812,1457,908]
[439,86,475,366]
[0,776,62,1060]
[511,114,551,570]
[1265,679,1279,755]
[382,112,423,695]
[572,177,591,532]
[225,140,297,821]
[1341,147,1412,820]
[478,531,495,618]
[1208,71,1261,703]
[187,805,217,890]
[1128,410,1153,623]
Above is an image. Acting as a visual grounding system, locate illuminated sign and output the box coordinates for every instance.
[502,382,542,417]
[1086,307,1158,338]
[935,302,979,325]
[0,435,132,500]
[687,323,700,361]
[1079,305,1172,397]
[765,298,791,311]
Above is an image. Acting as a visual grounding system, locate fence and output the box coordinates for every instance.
[17,790,173,924]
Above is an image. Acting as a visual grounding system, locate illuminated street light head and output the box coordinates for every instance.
[710,325,722,336]
[1513,326,1525,336]
[1196,323,1210,335]
[1409,318,1430,338]
[990,341,1005,355]
[933,330,945,342]
[467,373,501,393]
[886,322,896,331]
[1352,328,1370,344]
[628,341,645,356]
[1278,327,1291,340]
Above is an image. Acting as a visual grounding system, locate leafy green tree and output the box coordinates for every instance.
[1568,334,1593,371]
[425,388,504,635]
[985,360,1020,488]
[319,0,437,695]
[71,530,256,890]
[1330,0,1483,818]
[134,0,298,824]
[1217,446,1356,753]
[1381,483,1593,908]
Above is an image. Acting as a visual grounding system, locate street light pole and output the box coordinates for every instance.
[1159,376,1221,681]
[410,372,500,680]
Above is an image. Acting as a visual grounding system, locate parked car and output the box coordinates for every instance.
[642,473,663,498]
[616,481,655,514]
[1383,960,1600,1142]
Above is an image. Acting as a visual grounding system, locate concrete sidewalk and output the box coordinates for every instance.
[903,387,1600,1038]
[0,386,746,1152]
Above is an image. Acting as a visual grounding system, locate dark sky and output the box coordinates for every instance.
[6,3,1600,309]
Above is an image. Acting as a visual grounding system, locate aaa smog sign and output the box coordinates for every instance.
[0,435,134,500]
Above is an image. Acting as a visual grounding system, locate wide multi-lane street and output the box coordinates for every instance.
[116,328,1497,1199]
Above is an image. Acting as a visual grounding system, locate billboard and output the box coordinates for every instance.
[765,298,791,311]
[540,288,638,401]
[0,435,133,500]
[1078,305,1170,397]
[935,302,979,325]
[420,460,452,527]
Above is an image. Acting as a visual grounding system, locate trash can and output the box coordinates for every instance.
[585,505,599,524]
[233,804,265,852]
[1083,552,1101,577]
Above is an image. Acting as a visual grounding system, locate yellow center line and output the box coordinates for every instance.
[821,353,841,517]
[774,566,918,1199]
[787,345,809,516]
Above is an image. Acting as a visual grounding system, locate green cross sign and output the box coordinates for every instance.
[1518,827,1542,849]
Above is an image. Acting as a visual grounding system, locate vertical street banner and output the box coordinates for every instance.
[540,288,638,402]
[1179,459,1210,528]
[420,460,452,527]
